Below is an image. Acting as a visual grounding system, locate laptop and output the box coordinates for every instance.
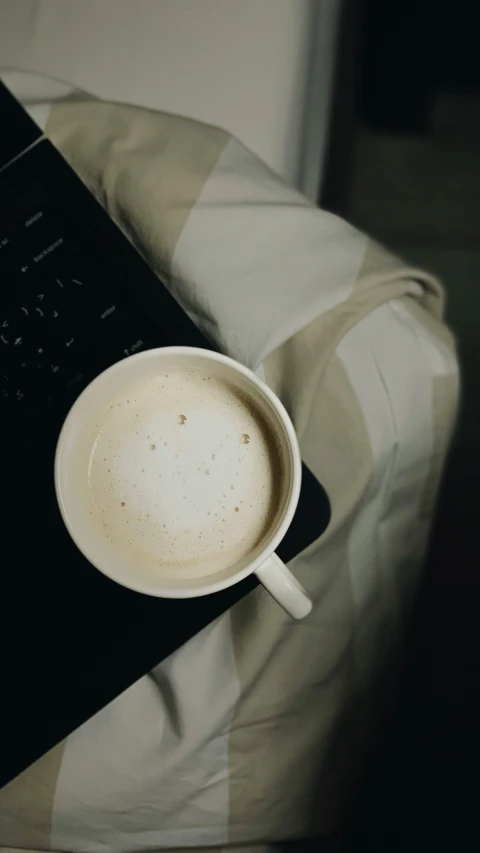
[0,81,330,787]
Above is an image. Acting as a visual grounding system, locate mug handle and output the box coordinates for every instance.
[255,553,312,619]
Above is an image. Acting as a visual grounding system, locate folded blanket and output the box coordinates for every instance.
[0,72,459,852]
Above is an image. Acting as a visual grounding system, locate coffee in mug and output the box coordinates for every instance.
[55,347,312,618]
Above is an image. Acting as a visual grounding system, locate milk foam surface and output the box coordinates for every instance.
[88,368,283,576]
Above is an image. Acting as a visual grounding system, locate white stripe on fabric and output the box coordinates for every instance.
[337,302,434,685]
[52,612,239,852]
[172,138,367,370]
[390,298,458,378]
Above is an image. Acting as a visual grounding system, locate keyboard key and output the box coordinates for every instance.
[107,333,159,364]
[49,254,96,300]
[7,233,75,284]
[69,289,135,346]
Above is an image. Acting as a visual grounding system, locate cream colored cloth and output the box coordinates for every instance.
[0,0,341,197]
[0,73,458,851]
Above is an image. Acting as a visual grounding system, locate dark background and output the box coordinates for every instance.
[316,1,480,850]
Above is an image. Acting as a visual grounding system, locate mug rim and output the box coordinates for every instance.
[55,346,302,598]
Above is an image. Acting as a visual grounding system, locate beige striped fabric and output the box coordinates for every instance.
[0,76,459,852]
[46,100,230,274]
[0,744,65,849]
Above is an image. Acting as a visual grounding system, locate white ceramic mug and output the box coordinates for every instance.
[55,347,312,618]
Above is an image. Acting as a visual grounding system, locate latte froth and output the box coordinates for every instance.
[87,368,285,577]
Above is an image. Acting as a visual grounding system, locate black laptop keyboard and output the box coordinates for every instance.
[0,81,193,417]
[0,206,159,409]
